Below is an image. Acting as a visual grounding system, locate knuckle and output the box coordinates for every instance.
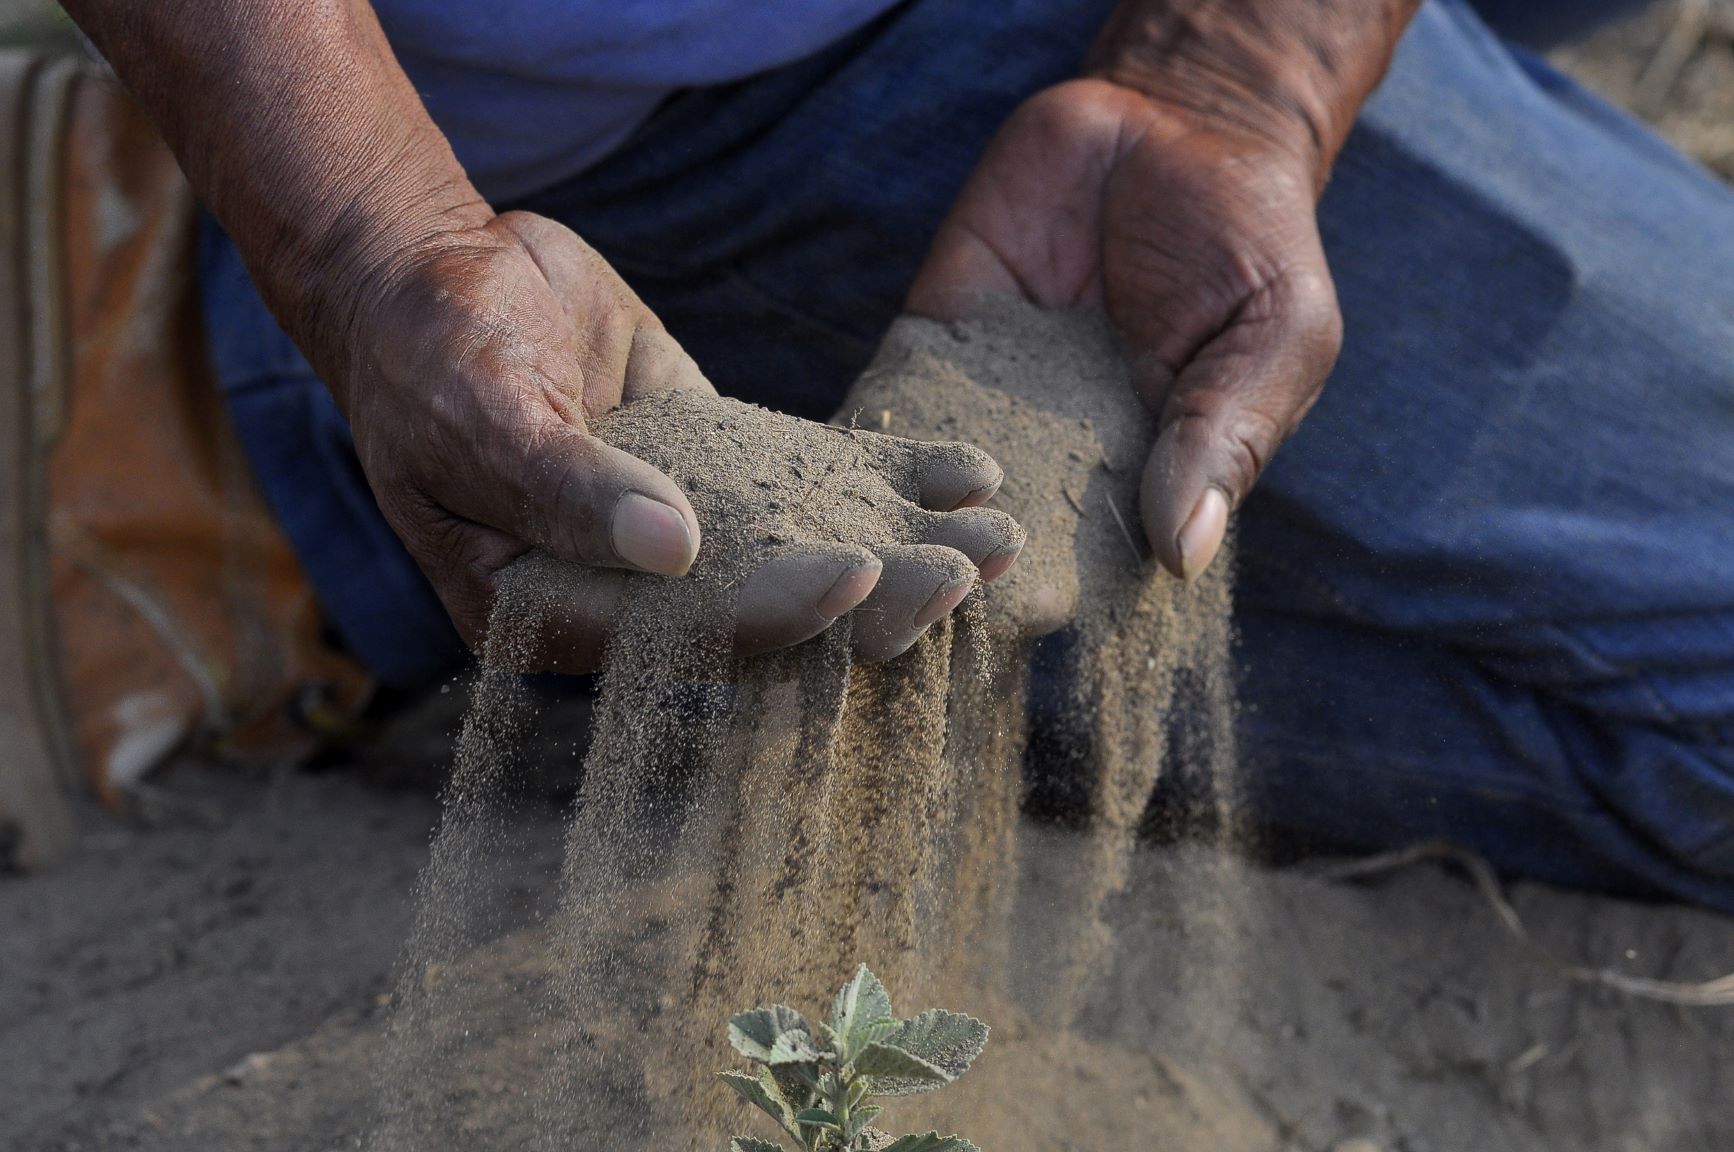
[389,498,496,601]
[1222,408,1285,495]
[1161,383,1233,431]
[520,427,605,548]
[1280,267,1344,371]
[1301,301,1344,373]
[449,606,488,653]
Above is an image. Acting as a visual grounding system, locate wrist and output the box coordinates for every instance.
[1085,0,1421,191]
[62,0,496,400]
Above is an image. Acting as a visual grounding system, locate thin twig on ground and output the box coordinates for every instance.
[1637,0,1711,116]
[1315,840,1734,1007]
[1101,491,1143,565]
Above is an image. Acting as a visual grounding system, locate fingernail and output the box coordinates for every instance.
[961,481,1001,508]
[611,492,695,575]
[914,576,974,628]
[818,560,882,619]
[979,541,1022,582]
[1176,488,1229,580]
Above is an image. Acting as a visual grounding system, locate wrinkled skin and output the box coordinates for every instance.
[909,0,1422,586]
[909,77,1343,584]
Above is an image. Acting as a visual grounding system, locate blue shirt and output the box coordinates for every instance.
[372,0,902,202]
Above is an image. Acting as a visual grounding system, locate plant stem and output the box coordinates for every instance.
[827,1069,852,1152]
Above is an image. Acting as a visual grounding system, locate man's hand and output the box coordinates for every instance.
[64,0,1015,670]
[341,211,1016,668]
[910,0,1419,580]
[332,211,710,660]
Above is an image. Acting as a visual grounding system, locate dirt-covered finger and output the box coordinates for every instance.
[852,432,1003,509]
[733,545,883,657]
[849,544,978,663]
[920,506,1026,581]
[904,439,1004,509]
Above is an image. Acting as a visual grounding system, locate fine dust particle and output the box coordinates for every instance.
[845,301,1240,1019]
[372,298,1239,1151]
[370,560,549,1152]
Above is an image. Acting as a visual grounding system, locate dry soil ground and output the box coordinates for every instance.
[3,5,1733,1152]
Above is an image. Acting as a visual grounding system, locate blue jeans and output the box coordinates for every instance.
[201,0,1734,909]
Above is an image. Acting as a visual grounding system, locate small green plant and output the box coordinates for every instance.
[717,964,989,1152]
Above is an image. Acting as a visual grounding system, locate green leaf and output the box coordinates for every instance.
[845,1105,883,1139]
[767,1029,826,1066]
[829,965,894,1046]
[851,1042,951,1084]
[884,1010,990,1081]
[878,1134,981,1152]
[793,1108,839,1130]
[729,1139,787,1152]
[716,1069,793,1129]
[730,1005,814,1065]
[767,1063,818,1114]
[854,1017,901,1050]
[858,1130,897,1151]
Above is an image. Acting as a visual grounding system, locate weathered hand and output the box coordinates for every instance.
[334,212,1013,670]
[909,77,1342,580]
[331,211,703,662]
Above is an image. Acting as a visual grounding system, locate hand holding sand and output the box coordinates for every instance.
[498,391,1026,670]
[838,300,1160,642]
[909,77,1342,580]
[301,208,1018,673]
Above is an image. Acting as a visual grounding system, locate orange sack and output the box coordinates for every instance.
[1,50,369,865]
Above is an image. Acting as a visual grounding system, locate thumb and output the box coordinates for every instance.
[1138,267,1340,579]
[486,418,702,576]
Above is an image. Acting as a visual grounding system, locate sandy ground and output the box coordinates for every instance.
[1555,0,1734,180]
[25,826,1734,1152]
[3,4,1733,1152]
[0,688,583,1152]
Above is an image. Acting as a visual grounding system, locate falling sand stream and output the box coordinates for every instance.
[370,301,1248,1152]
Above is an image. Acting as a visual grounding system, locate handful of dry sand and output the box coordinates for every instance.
[375,299,1237,1152]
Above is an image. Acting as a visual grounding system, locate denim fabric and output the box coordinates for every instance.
[200,0,1734,907]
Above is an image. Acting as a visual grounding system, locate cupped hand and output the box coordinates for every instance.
[909,78,1342,579]
[577,389,1026,667]
[332,211,1015,670]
